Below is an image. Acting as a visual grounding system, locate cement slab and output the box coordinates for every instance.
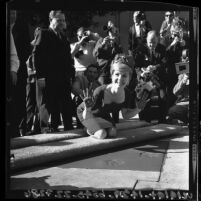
[10,131,86,149]
[134,180,188,191]
[11,120,150,149]
[11,168,139,190]
[10,138,168,190]
[11,124,186,171]
[158,136,189,190]
[10,130,189,191]
[58,140,169,172]
[134,135,189,190]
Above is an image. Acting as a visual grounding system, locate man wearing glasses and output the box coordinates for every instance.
[159,11,174,47]
[71,27,100,77]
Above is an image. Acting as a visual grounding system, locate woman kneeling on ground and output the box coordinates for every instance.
[77,54,150,139]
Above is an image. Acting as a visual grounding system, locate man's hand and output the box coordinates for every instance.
[146,65,156,72]
[170,36,180,46]
[136,90,150,111]
[79,35,90,45]
[181,73,189,85]
[102,36,110,45]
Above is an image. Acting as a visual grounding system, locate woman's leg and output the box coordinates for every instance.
[81,117,113,139]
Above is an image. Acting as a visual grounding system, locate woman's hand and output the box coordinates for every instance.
[80,88,95,110]
[80,88,95,120]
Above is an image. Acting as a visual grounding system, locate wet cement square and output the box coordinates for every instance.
[10,139,170,190]
[59,139,169,172]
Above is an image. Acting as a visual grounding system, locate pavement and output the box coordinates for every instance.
[9,119,189,191]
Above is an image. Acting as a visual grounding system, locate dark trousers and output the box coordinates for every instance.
[51,107,62,130]
[26,82,40,132]
[36,78,73,133]
[6,74,18,138]
[73,96,84,128]
[14,72,27,135]
[139,95,167,123]
[167,104,189,124]
[166,72,178,108]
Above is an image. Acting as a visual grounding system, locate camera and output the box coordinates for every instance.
[136,11,145,21]
[142,72,160,88]
[103,25,113,33]
[75,50,84,58]
[82,31,90,42]
[175,62,189,74]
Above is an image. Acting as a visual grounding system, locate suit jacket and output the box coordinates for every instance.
[32,28,74,82]
[134,43,167,87]
[93,37,122,75]
[12,18,31,78]
[128,21,152,53]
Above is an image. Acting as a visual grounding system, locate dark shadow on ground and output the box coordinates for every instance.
[134,138,189,154]
[11,135,87,149]
[38,141,74,146]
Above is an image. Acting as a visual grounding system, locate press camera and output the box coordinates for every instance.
[103,25,113,33]
[175,62,189,74]
[136,11,145,21]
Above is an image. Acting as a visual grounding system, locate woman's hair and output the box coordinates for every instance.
[110,54,133,80]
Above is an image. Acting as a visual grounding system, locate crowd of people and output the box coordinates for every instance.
[7,10,190,139]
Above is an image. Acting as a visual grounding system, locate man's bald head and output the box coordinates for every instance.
[146,30,158,50]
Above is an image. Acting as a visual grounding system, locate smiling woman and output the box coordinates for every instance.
[77,54,149,139]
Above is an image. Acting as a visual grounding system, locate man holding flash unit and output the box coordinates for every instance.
[166,49,189,125]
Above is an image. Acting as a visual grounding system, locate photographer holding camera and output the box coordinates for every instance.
[166,49,189,125]
[93,20,122,85]
[71,27,100,77]
[165,24,186,108]
[133,30,167,123]
[93,20,123,123]
[128,11,152,57]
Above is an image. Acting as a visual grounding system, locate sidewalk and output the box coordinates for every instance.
[10,128,189,190]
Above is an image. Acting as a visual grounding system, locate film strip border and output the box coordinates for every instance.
[8,189,194,199]
[189,6,199,201]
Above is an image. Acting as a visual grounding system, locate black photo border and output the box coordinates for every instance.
[5,0,199,200]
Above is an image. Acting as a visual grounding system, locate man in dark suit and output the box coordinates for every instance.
[32,10,75,133]
[128,11,152,57]
[134,30,167,123]
[12,11,32,136]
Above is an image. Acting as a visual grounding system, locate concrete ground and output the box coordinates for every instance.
[10,125,189,191]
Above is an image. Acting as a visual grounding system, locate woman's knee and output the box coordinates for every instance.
[94,129,107,139]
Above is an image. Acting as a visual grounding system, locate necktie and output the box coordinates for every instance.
[57,32,62,40]
[150,50,154,61]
